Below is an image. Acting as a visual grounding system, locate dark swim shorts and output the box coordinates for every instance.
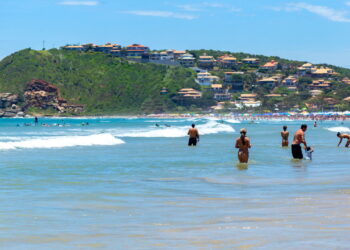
[188,137,197,146]
[291,144,303,159]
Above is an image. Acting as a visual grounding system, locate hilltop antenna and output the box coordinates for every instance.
[42,40,46,50]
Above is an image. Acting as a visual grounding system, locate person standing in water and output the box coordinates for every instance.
[187,124,199,146]
[291,124,308,159]
[235,128,251,163]
[281,125,289,147]
[34,116,38,126]
[337,132,350,147]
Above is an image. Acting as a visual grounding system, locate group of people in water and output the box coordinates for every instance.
[188,123,350,163]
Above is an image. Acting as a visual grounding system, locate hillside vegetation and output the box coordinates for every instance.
[0,49,198,114]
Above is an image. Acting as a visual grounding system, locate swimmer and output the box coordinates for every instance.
[187,124,199,146]
[314,121,317,127]
[235,128,251,163]
[281,125,289,147]
[291,124,308,159]
[155,123,160,127]
[337,132,350,147]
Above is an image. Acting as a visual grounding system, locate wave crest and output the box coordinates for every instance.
[326,126,350,133]
[0,133,124,150]
[118,121,234,138]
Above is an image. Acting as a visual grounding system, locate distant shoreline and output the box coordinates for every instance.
[6,112,350,121]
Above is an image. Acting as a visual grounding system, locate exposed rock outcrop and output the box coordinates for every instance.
[24,79,84,113]
[0,93,23,117]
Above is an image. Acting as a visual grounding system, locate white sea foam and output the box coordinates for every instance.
[326,126,350,133]
[0,133,124,150]
[117,121,234,138]
[225,119,241,124]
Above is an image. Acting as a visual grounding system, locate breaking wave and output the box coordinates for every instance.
[0,133,124,150]
[117,121,235,138]
[325,126,350,133]
[225,119,241,124]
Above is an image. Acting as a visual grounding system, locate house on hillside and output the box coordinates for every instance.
[235,93,261,108]
[125,44,150,57]
[342,78,350,85]
[256,77,278,88]
[217,55,237,68]
[178,53,195,67]
[177,88,202,99]
[62,45,83,51]
[260,60,279,71]
[81,43,97,51]
[297,63,313,76]
[211,84,231,101]
[173,50,186,60]
[150,52,161,60]
[282,76,299,87]
[309,90,323,97]
[309,79,331,90]
[311,67,334,78]
[198,55,216,69]
[196,72,220,86]
[94,43,121,53]
[242,58,260,65]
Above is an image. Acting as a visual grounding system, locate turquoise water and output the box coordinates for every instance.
[0,117,349,249]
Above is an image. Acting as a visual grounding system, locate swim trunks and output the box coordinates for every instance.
[188,137,197,146]
[291,144,303,159]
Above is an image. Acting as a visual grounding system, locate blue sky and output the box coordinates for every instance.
[1,0,350,67]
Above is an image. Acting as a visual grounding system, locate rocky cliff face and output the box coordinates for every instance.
[24,79,84,113]
[0,93,24,117]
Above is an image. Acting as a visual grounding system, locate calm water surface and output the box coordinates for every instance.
[0,117,349,249]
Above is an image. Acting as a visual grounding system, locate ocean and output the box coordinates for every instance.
[0,117,349,249]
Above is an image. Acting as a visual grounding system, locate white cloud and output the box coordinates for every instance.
[176,2,240,12]
[346,2,350,7]
[272,2,350,22]
[59,1,99,6]
[177,4,202,12]
[122,10,197,20]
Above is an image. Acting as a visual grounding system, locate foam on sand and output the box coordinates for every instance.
[0,133,124,150]
[326,126,350,133]
[117,121,235,138]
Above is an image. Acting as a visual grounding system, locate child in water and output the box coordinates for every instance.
[305,146,314,160]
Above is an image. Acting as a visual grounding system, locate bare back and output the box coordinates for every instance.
[281,131,289,140]
[235,136,251,151]
[188,128,199,138]
[292,129,304,145]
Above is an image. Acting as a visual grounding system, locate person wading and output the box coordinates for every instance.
[235,128,251,163]
[281,125,289,147]
[291,124,308,159]
[337,132,350,147]
[187,124,199,146]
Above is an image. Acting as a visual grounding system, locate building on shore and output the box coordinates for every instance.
[178,53,195,67]
[217,55,237,69]
[242,58,260,65]
[260,60,279,71]
[198,55,216,69]
[196,72,220,86]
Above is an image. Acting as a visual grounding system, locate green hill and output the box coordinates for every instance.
[0,49,198,114]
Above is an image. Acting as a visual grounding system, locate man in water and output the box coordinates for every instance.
[34,116,38,126]
[291,124,308,159]
[235,128,251,163]
[281,125,289,147]
[187,124,199,146]
[337,132,350,147]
